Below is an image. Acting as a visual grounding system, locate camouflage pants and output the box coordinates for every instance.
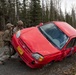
[0,45,11,61]
[0,46,18,62]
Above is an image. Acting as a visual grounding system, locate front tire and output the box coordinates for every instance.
[9,44,16,56]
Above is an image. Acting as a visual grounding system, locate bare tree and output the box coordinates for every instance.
[42,0,46,22]
[71,6,76,27]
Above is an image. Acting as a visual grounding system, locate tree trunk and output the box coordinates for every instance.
[1,16,5,30]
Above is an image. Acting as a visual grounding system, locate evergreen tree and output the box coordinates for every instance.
[49,0,54,21]
[45,4,49,22]
[71,8,76,28]
[49,0,59,21]
[29,0,42,26]
[59,8,65,21]
[20,0,28,27]
[0,0,7,30]
[65,13,72,26]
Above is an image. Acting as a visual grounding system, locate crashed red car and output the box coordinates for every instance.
[11,21,76,68]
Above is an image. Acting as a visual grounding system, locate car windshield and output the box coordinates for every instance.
[38,23,69,49]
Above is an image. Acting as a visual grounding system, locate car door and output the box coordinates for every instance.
[63,38,76,57]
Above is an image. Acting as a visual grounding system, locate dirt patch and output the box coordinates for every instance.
[35,54,76,75]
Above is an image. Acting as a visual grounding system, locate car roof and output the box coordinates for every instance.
[51,21,76,37]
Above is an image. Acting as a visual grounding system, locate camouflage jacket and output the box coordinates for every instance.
[3,30,12,42]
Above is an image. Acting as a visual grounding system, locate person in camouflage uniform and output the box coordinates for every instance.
[0,23,14,64]
[0,20,24,64]
[11,20,24,59]
[13,20,24,33]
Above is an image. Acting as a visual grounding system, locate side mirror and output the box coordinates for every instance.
[39,23,43,26]
[36,23,43,27]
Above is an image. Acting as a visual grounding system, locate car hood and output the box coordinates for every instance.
[20,27,60,56]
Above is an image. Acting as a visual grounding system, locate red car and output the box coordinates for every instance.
[11,21,76,68]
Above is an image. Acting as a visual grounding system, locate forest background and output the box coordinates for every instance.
[0,0,76,30]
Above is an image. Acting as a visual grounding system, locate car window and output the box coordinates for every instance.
[66,38,76,48]
[38,23,69,49]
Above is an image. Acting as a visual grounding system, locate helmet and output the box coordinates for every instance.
[17,20,23,26]
[6,23,14,29]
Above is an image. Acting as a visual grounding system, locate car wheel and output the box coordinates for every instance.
[9,44,16,56]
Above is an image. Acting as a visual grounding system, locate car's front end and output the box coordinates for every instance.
[12,29,45,68]
[11,26,60,68]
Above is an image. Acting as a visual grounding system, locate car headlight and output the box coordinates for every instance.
[32,53,44,62]
[16,30,21,38]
